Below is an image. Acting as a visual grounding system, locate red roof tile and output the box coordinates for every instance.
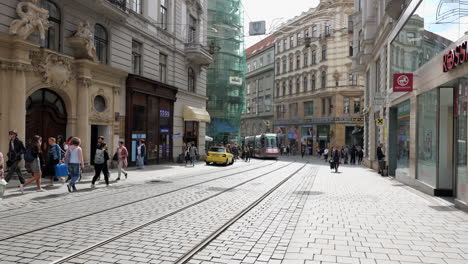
[246,35,276,59]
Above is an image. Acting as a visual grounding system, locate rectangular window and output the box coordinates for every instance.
[290,103,298,118]
[321,98,326,116]
[283,39,287,50]
[265,95,272,112]
[348,15,353,33]
[259,57,264,67]
[289,57,293,72]
[160,0,168,30]
[282,60,287,73]
[312,50,316,64]
[247,84,250,95]
[321,45,327,61]
[304,101,314,116]
[312,26,317,38]
[258,97,264,113]
[376,58,381,92]
[290,35,294,48]
[127,0,141,13]
[354,97,361,113]
[276,61,280,74]
[159,53,167,83]
[324,21,331,37]
[188,15,197,43]
[343,97,350,114]
[304,52,308,67]
[246,99,250,114]
[304,29,309,38]
[296,55,301,70]
[349,41,353,56]
[328,97,332,115]
[132,40,142,75]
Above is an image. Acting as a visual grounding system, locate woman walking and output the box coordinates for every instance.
[136,139,145,169]
[115,141,128,181]
[332,146,341,173]
[188,143,198,167]
[64,137,84,192]
[45,137,62,186]
[91,142,110,187]
[23,135,45,192]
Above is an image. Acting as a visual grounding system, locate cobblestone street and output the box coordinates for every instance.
[0,158,467,264]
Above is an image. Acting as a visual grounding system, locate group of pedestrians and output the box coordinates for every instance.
[317,145,363,165]
[0,130,133,198]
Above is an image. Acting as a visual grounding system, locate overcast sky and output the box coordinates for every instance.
[242,0,320,48]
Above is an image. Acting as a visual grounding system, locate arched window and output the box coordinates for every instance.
[94,24,108,64]
[188,67,196,92]
[312,75,316,90]
[41,1,60,51]
[303,76,308,91]
[321,71,327,89]
[289,80,293,94]
[282,82,286,96]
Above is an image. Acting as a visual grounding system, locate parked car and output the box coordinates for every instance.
[205,147,234,165]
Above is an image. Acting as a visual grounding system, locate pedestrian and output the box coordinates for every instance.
[232,144,239,160]
[23,135,45,192]
[377,143,386,175]
[91,142,110,188]
[64,137,84,192]
[350,145,356,165]
[136,139,146,169]
[244,146,251,162]
[115,141,128,180]
[301,143,306,158]
[0,151,5,200]
[332,146,341,173]
[45,137,62,186]
[323,147,329,162]
[357,146,364,165]
[5,130,26,193]
[344,146,349,164]
[280,145,284,156]
[188,143,198,167]
[64,136,73,182]
[316,147,321,159]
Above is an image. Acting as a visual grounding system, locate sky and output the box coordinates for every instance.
[242,0,320,48]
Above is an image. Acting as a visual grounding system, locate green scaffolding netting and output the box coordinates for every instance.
[206,0,246,145]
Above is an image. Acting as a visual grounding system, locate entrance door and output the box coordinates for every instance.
[26,89,67,151]
[438,88,454,194]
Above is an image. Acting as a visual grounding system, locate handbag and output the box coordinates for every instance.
[54,163,69,178]
[112,152,118,161]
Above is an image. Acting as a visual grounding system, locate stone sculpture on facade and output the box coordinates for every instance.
[31,50,73,89]
[9,0,50,40]
[67,21,98,62]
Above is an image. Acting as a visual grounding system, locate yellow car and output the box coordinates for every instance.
[206,147,234,165]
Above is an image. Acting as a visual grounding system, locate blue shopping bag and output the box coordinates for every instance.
[54,163,69,178]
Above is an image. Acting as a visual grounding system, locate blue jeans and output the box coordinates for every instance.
[68,163,81,186]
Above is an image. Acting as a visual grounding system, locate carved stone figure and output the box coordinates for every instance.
[31,50,73,88]
[9,0,50,40]
[70,21,98,62]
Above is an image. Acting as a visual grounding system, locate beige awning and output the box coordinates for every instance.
[183,105,211,123]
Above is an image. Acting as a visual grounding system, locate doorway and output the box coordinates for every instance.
[26,89,67,152]
[438,88,454,195]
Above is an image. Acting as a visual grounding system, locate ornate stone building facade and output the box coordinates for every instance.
[273,0,364,152]
[0,0,211,165]
[241,35,275,138]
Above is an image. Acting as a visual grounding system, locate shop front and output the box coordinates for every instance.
[182,105,211,148]
[387,0,468,208]
[126,75,177,165]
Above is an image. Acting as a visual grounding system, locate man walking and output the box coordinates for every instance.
[377,143,386,175]
[5,130,26,193]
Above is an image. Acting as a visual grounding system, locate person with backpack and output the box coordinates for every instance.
[45,137,62,186]
[64,137,84,192]
[136,139,146,169]
[5,130,26,193]
[91,142,110,188]
[23,135,45,192]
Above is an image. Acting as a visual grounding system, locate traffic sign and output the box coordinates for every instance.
[376,118,384,127]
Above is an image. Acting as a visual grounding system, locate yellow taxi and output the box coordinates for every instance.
[205,147,234,165]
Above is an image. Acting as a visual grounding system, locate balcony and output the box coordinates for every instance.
[78,0,128,22]
[185,43,214,66]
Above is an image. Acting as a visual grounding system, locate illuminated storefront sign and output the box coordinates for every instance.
[443,41,468,72]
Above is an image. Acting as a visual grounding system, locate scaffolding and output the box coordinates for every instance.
[206,0,246,145]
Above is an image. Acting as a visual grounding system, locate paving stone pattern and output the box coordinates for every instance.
[186,160,468,264]
[67,163,310,264]
[0,161,288,263]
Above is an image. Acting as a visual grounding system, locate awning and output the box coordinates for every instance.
[183,106,211,123]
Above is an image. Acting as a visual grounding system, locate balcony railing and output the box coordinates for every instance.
[106,0,126,11]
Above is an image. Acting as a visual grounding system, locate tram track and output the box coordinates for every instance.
[0,160,268,218]
[49,161,306,264]
[0,160,277,242]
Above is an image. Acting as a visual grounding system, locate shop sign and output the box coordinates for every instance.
[304,117,364,123]
[229,76,243,86]
[393,73,413,92]
[160,128,170,133]
[443,41,467,72]
[160,109,171,118]
[376,118,384,127]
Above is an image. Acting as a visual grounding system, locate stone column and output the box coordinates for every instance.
[9,70,27,141]
[76,77,91,165]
